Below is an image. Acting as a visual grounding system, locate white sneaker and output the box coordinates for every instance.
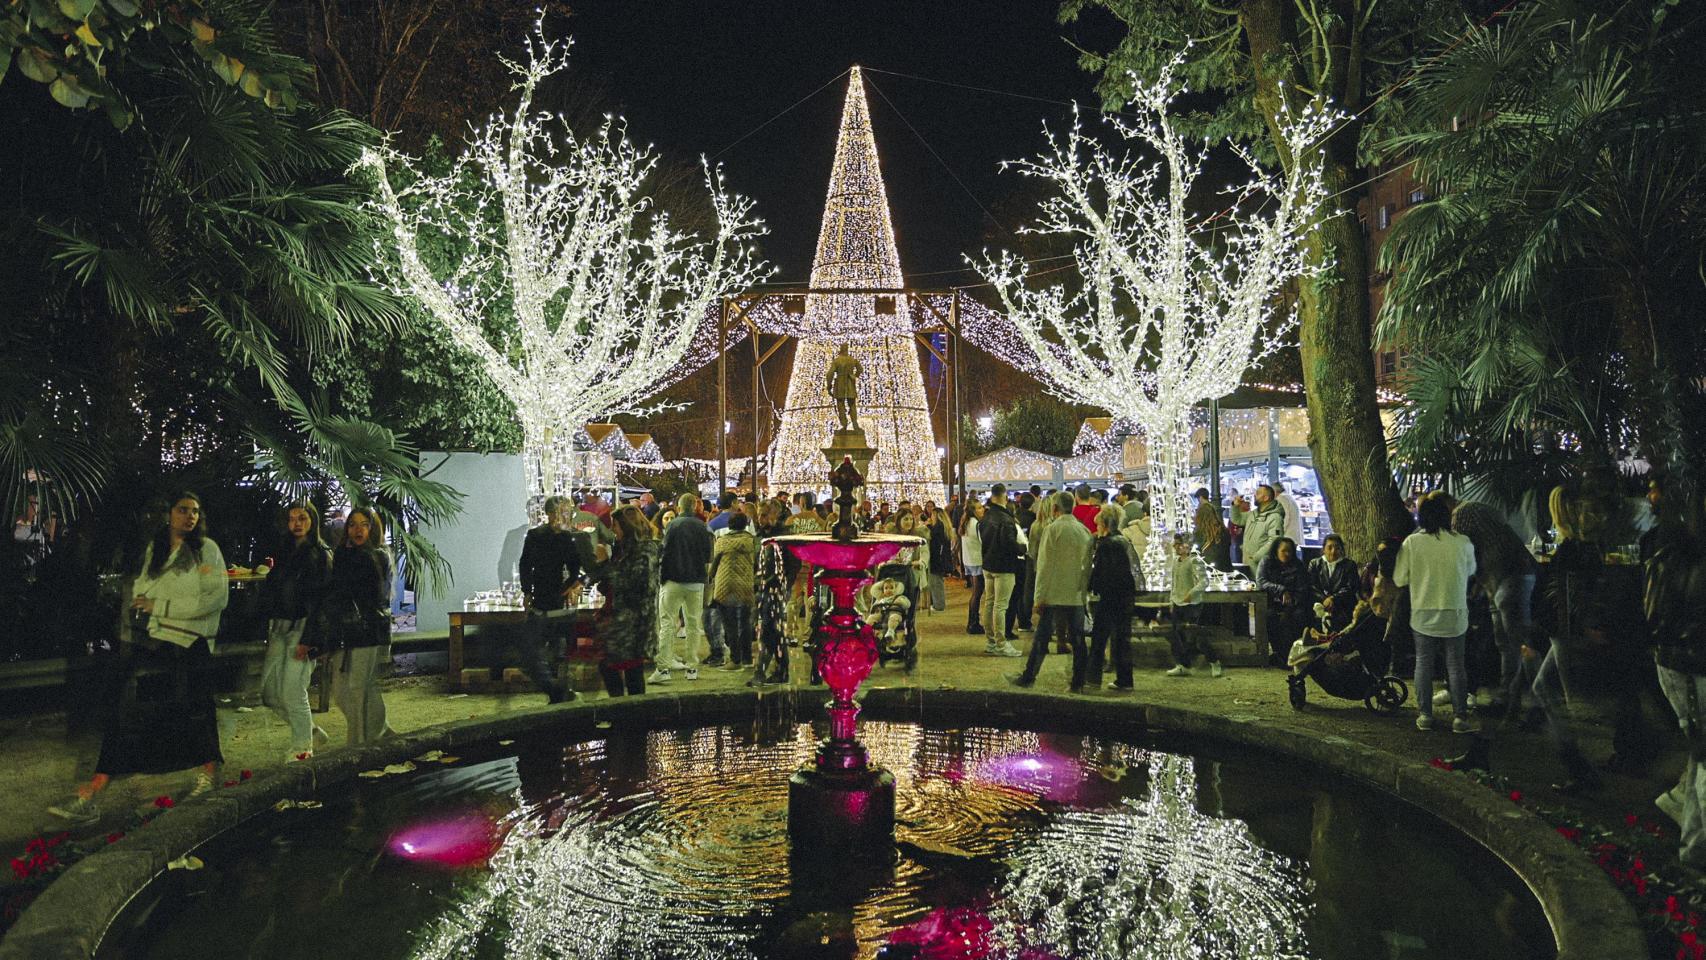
[47,794,99,824]
[1164,665,1191,677]
[1432,689,1452,707]
[1658,784,1686,824]
[312,726,330,748]
[649,668,673,684]
[1452,717,1481,735]
[669,659,689,671]
[685,667,699,681]
[188,772,215,798]
[1415,714,1435,731]
[995,642,1022,657]
[1209,662,1225,678]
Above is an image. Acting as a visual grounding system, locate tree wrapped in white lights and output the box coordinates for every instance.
[976,62,1334,579]
[357,30,767,507]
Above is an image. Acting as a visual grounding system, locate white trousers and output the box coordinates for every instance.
[1657,665,1706,867]
[261,619,316,752]
[656,583,705,669]
[333,645,390,745]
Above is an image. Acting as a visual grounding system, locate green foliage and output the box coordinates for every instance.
[1,1,462,596]
[315,137,522,454]
[962,394,1091,460]
[1,0,301,128]
[1376,0,1706,497]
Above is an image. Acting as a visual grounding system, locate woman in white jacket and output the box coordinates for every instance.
[50,493,229,824]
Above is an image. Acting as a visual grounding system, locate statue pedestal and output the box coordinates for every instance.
[822,429,875,502]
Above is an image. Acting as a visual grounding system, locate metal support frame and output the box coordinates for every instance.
[714,287,965,501]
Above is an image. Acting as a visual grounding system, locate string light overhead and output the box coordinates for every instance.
[974,56,1336,580]
[356,25,770,509]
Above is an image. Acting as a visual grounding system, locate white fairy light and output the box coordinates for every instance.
[356,26,769,510]
[973,57,1336,581]
[767,66,945,505]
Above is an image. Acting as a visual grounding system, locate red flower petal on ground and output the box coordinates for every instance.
[1626,813,1640,826]
[294,753,309,761]
[24,839,43,855]
[1556,826,1582,842]
[1509,790,1523,802]
[240,770,252,780]
[222,780,237,788]
[9,859,28,881]
[153,795,174,809]
[105,832,124,844]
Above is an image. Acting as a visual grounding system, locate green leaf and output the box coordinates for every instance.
[106,0,139,15]
[57,0,97,19]
[49,73,91,108]
[19,47,59,84]
[0,45,13,83]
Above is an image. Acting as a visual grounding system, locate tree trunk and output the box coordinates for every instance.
[1240,0,1411,560]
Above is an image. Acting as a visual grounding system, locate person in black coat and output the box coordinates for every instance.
[1257,537,1311,667]
[322,507,394,745]
[259,500,333,760]
[1308,534,1359,631]
[514,495,596,704]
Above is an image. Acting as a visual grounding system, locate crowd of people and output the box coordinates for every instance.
[43,473,1706,873]
[48,493,398,824]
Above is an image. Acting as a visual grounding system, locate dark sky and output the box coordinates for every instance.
[554,1,1126,284]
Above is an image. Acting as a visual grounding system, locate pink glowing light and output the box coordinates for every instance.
[971,751,1087,803]
[386,813,504,869]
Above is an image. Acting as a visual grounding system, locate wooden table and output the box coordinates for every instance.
[447,605,601,693]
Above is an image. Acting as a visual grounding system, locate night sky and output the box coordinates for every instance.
[555,1,1126,285]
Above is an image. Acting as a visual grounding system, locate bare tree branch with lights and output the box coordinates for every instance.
[356,28,769,506]
[975,59,1335,580]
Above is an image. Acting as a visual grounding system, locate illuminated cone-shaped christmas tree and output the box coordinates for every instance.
[768,66,944,504]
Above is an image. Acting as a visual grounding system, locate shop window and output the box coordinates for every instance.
[1406,187,1428,206]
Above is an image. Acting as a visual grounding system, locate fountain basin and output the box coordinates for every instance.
[0,689,1644,960]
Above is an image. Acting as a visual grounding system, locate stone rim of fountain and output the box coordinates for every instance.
[0,688,1641,960]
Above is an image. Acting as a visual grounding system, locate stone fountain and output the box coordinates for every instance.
[774,457,921,860]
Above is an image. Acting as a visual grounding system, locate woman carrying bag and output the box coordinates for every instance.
[49,493,228,823]
[319,507,395,745]
[259,500,332,761]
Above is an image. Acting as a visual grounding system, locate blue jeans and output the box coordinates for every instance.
[703,603,726,658]
[1022,605,1086,688]
[1413,631,1468,718]
[1490,574,1535,705]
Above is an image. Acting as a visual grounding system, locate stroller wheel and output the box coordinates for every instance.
[1286,675,1306,711]
[904,646,918,674]
[1367,676,1408,714]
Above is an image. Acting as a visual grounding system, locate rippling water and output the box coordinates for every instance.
[104,719,1553,960]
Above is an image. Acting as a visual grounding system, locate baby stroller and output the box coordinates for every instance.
[865,561,920,673]
[1286,607,1408,714]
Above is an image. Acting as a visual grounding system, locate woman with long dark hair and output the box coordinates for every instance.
[1394,492,1480,734]
[49,493,228,823]
[260,501,332,760]
[1193,498,1233,573]
[325,506,394,744]
[591,505,661,696]
[1529,486,1606,793]
[1257,536,1310,667]
[959,499,987,635]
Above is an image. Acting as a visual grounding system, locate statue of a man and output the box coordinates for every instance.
[826,343,863,431]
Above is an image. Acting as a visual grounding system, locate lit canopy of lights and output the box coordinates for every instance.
[973,58,1335,578]
[356,26,768,507]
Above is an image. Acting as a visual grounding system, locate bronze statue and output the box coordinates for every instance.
[826,343,863,431]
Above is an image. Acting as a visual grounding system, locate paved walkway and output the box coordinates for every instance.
[0,579,1686,891]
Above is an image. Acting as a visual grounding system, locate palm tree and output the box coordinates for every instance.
[0,11,461,590]
[1377,0,1706,502]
